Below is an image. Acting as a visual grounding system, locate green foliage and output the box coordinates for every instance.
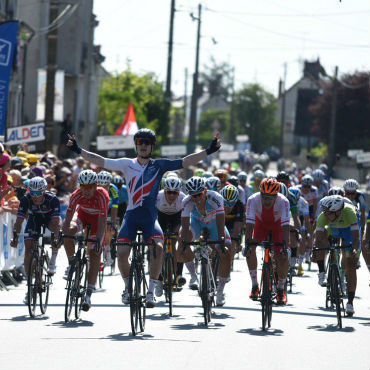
[98,71,166,142]
[198,109,230,146]
[234,83,279,152]
[311,142,328,159]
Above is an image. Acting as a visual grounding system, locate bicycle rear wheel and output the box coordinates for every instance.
[261,263,272,330]
[200,261,210,326]
[75,259,88,319]
[331,265,343,328]
[39,253,51,314]
[27,254,38,317]
[64,260,77,322]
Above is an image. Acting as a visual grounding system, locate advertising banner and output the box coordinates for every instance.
[6,122,45,145]
[0,21,19,139]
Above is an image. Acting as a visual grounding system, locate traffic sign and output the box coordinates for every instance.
[161,145,187,156]
[356,152,370,164]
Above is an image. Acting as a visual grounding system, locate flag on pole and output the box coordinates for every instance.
[114,102,139,136]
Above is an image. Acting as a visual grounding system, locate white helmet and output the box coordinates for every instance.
[237,171,248,182]
[28,177,47,192]
[343,179,359,192]
[202,171,213,178]
[112,175,123,186]
[166,171,178,178]
[321,195,344,212]
[206,176,221,190]
[328,187,344,196]
[319,163,328,173]
[97,171,112,186]
[78,170,98,185]
[312,169,325,182]
[185,176,206,195]
[253,170,265,180]
[164,176,182,192]
[301,175,313,187]
[220,184,239,203]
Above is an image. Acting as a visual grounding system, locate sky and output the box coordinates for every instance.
[93,0,370,97]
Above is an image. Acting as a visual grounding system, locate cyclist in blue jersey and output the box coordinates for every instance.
[180,176,232,307]
[67,129,221,307]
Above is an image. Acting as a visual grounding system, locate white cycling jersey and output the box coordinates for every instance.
[245,192,290,226]
[297,185,319,205]
[298,197,309,217]
[156,190,185,214]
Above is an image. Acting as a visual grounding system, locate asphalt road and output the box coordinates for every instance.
[0,249,369,370]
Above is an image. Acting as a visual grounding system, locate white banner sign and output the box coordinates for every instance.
[97,135,134,150]
[161,145,187,156]
[356,152,370,164]
[6,123,45,145]
[220,143,234,152]
[236,135,249,142]
[219,151,239,161]
[347,149,363,159]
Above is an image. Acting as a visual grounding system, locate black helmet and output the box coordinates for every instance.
[134,128,156,144]
[277,171,290,182]
[228,176,238,187]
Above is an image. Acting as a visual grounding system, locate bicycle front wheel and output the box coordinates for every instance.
[65,260,77,322]
[110,240,117,275]
[138,264,147,332]
[39,253,51,314]
[75,259,88,320]
[129,263,140,335]
[27,254,38,317]
[200,261,210,326]
[164,254,174,316]
[331,264,343,328]
[261,263,272,330]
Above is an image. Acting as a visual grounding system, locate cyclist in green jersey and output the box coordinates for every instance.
[315,196,360,316]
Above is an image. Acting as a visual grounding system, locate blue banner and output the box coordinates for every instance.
[0,21,18,138]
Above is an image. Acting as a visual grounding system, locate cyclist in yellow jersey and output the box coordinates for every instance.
[315,196,360,316]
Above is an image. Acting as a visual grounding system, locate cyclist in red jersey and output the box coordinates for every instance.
[244,178,290,305]
[62,169,109,311]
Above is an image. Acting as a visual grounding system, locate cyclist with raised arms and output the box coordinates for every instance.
[314,195,360,315]
[156,176,186,295]
[244,178,290,305]
[10,177,62,304]
[180,177,232,307]
[62,170,109,311]
[67,129,221,307]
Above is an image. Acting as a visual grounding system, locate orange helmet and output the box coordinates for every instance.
[259,178,280,195]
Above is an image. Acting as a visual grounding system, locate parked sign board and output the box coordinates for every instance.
[220,143,234,152]
[219,151,239,161]
[6,123,45,145]
[356,152,370,164]
[161,145,187,156]
[347,149,363,159]
[97,135,134,150]
[236,135,249,142]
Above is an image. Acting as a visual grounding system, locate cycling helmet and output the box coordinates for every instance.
[166,171,178,178]
[301,175,313,187]
[276,171,290,182]
[97,171,112,186]
[319,163,328,173]
[206,176,221,191]
[237,171,247,182]
[185,176,206,195]
[253,170,265,180]
[134,128,156,144]
[321,195,344,212]
[328,186,344,196]
[221,184,239,203]
[343,179,359,192]
[214,169,228,181]
[194,168,205,177]
[289,187,301,201]
[279,182,289,198]
[252,163,263,172]
[312,169,325,182]
[28,177,47,192]
[112,175,123,186]
[78,170,98,185]
[260,178,280,195]
[228,176,238,187]
[164,176,182,192]
[202,171,213,178]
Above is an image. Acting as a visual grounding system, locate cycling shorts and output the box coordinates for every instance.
[25,214,59,241]
[252,218,286,254]
[72,210,104,244]
[118,208,164,243]
[326,225,361,252]
[190,217,231,245]
[158,211,181,233]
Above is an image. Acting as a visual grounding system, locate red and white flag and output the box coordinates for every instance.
[114,102,138,136]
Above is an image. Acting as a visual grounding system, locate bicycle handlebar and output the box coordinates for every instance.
[312,245,349,252]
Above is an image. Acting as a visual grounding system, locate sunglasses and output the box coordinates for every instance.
[80,184,95,190]
[136,138,153,146]
[225,201,236,207]
[261,193,276,200]
[345,191,356,196]
[30,191,44,197]
[302,185,311,189]
[191,192,203,198]
[166,190,179,195]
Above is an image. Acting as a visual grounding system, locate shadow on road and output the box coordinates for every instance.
[171,322,225,330]
[146,313,182,321]
[106,332,155,341]
[2,314,49,322]
[307,324,355,332]
[49,320,94,328]
[237,328,284,336]
[211,311,235,320]
[359,321,370,326]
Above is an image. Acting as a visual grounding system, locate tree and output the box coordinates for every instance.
[98,70,166,142]
[198,109,230,147]
[310,71,370,154]
[234,83,279,153]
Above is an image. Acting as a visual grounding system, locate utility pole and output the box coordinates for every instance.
[279,62,287,157]
[44,0,59,152]
[228,66,235,144]
[328,66,339,171]
[187,3,202,154]
[163,0,176,145]
[184,67,188,124]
